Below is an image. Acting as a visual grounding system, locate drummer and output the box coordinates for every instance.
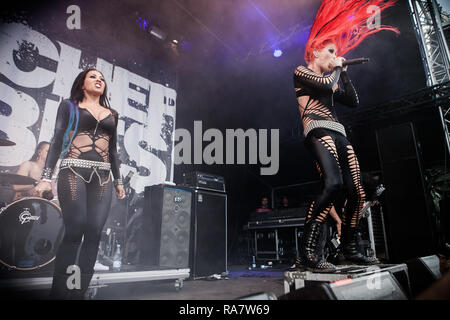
[12,141,52,200]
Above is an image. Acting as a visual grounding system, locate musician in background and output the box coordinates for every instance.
[12,141,52,200]
[255,196,272,213]
[280,196,290,209]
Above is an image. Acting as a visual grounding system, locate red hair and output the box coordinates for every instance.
[304,0,400,63]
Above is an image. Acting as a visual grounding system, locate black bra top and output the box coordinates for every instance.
[43,99,121,180]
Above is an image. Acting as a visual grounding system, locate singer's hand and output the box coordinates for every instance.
[337,57,348,72]
[115,184,126,200]
[331,57,347,71]
[35,181,52,197]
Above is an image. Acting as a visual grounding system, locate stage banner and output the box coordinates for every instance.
[0,21,176,194]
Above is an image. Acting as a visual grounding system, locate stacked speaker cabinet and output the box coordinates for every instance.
[141,184,192,268]
[376,122,437,263]
[141,184,227,278]
[189,188,227,279]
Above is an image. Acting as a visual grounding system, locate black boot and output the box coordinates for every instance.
[71,273,94,300]
[296,222,331,269]
[299,221,336,273]
[49,273,72,300]
[341,227,379,265]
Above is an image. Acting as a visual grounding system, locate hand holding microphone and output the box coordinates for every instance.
[332,57,347,72]
[333,57,369,72]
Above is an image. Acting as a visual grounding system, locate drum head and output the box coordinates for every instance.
[0,197,64,270]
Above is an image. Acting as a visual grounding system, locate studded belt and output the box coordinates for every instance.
[304,120,347,138]
[60,158,111,171]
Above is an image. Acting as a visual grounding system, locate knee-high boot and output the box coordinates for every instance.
[341,226,379,265]
[299,220,336,273]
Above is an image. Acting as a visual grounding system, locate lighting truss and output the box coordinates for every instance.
[340,81,450,127]
[409,0,450,155]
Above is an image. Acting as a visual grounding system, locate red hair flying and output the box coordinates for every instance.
[304,0,400,63]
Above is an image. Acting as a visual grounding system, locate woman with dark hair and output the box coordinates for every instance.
[35,68,125,299]
[294,0,399,272]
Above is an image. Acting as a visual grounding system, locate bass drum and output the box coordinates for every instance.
[0,197,64,270]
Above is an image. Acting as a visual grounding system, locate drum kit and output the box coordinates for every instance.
[0,134,190,273]
[0,135,64,271]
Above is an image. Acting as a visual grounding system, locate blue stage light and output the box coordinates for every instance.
[273,49,283,58]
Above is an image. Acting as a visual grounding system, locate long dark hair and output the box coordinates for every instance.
[30,141,50,162]
[70,68,111,108]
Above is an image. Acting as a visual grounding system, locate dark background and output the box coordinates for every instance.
[1,0,446,264]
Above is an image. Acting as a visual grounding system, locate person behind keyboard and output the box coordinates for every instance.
[255,196,273,213]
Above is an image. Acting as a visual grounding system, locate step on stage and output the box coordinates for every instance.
[0,265,190,299]
[284,263,411,299]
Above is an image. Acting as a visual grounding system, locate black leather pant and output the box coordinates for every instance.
[304,128,365,228]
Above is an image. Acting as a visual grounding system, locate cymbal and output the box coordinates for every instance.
[0,138,15,146]
[0,173,37,185]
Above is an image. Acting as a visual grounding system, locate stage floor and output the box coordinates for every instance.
[2,264,287,300]
[94,266,285,300]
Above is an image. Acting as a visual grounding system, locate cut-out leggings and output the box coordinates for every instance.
[53,166,112,275]
[304,128,365,228]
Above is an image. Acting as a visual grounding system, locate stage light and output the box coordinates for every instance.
[136,17,151,32]
[136,16,167,41]
[172,39,178,44]
[149,26,167,41]
[273,49,283,58]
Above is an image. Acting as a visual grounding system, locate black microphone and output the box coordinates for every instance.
[123,170,134,185]
[42,190,54,200]
[342,58,370,66]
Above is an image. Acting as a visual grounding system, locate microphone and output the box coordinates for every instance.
[342,58,370,66]
[123,170,134,185]
[42,190,54,200]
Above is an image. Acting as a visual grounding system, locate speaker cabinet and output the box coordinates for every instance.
[376,123,437,263]
[141,184,192,268]
[279,272,407,300]
[190,189,227,279]
[406,255,442,297]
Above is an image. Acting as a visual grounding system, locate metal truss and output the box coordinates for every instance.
[409,0,450,155]
[340,81,450,128]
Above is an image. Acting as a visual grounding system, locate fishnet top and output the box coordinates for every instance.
[293,66,359,134]
[43,99,121,180]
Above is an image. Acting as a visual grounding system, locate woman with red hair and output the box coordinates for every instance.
[294,0,399,272]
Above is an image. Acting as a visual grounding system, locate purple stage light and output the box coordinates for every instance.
[180,41,192,51]
[136,17,152,32]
